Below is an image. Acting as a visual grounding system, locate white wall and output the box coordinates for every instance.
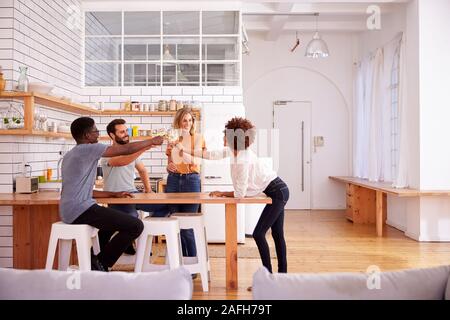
[243,32,353,209]
[418,0,450,190]
[0,0,83,99]
[0,0,85,268]
[405,0,421,190]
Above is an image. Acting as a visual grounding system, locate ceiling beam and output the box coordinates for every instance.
[245,20,368,32]
[242,2,399,15]
[264,3,294,41]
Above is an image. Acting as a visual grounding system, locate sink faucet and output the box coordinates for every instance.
[57,151,64,181]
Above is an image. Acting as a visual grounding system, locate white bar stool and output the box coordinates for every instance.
[134,217,182,272]
[45,222,100,271]
[171,212,210,292]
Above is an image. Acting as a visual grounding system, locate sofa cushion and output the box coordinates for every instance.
[253,265,450,300]
[446,272,450,300]
[0,267,192,300]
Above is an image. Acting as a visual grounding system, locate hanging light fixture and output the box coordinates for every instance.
[176,67,188,82]
[305,13,329,58]
[163,44,174,60]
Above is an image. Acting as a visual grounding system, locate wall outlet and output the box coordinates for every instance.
[314,136,324,147]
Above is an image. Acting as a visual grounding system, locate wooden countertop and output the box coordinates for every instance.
[329,176,450,197]
[0,191,272,205]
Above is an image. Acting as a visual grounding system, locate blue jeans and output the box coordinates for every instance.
[109,191,170,218]
[166,172,201,257]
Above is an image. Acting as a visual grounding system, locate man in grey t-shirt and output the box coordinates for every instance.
[99,119,169,254]
[101,119,168,217]
[60,117,163,271]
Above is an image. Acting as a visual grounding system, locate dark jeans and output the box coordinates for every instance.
[165,172,201,257]
[72,204,144,268]
[253,177,289,273]
[109,191,170,218]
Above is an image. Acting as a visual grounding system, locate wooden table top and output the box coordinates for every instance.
[0,191,272,206]
[329,176,450,197]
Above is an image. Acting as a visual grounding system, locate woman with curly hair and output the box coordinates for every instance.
[172,117,289,277]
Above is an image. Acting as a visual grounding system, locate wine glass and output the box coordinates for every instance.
[34,106,40,130]
[167,128,180,143]
[39,112,47,131]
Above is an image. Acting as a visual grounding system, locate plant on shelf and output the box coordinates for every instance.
[1,103,24,129]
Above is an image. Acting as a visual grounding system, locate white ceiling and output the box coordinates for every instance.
[82,1,409,38]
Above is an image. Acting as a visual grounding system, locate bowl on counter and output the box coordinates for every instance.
[28,82,54,95]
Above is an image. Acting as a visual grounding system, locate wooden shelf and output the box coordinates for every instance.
[0,129,30,135]
[99,135,154,141]
[31,130,73,139]
[101,109,201,118]
[0,129,73,139]
[0,91,201,139]
[0,91,101,115]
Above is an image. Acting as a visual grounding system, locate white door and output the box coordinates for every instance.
[274,102,312,209]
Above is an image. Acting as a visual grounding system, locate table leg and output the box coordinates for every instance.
[225,203,237,290]
[376,191,387,237]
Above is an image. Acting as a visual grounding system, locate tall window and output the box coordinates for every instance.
[390,45,401,179]
[84,11,241,87]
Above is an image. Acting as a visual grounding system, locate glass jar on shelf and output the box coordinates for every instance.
[158,100,167,112]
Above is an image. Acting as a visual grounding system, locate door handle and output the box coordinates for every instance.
[301,121,304,192]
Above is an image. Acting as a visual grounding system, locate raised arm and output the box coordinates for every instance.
[108,149,146,167]
[103,136,164,158]
[171,143,230,161]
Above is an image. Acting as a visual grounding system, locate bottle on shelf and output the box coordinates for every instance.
[17,66,29,92]
[0,66,6,93]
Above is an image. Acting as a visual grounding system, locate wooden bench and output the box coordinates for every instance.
[329,176,450,237]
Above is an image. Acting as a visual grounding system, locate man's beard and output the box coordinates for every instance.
[115,136,129,145]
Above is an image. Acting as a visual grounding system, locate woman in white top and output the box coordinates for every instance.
[173,117,289,274]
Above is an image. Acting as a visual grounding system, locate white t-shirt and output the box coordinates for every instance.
[229,149,277,198]
[185,147,276,198]
[100,157,143,192]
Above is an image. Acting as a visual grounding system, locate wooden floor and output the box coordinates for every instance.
[192,210,450,300]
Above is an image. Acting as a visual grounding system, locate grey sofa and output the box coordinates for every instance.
[252,265,450,300]
[0,267,193,300]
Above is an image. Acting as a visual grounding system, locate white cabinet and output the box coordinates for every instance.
[202,184,245,243]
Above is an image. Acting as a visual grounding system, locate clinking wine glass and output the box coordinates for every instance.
[167,128,180,143]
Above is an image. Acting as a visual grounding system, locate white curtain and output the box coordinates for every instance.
[368,48,384,181]
[392,35,408,188]
[353,34,407,184]
[354,49,385,181]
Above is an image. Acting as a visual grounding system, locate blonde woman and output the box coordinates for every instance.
[166,108,206,257]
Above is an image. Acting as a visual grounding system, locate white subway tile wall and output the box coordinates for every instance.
[0,1,243,268]
[0,0,83,100]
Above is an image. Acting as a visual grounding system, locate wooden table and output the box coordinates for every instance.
[0,191,271,290]
[329,176,450,236]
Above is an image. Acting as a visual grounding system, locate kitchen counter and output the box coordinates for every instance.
[1,191,271,290]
